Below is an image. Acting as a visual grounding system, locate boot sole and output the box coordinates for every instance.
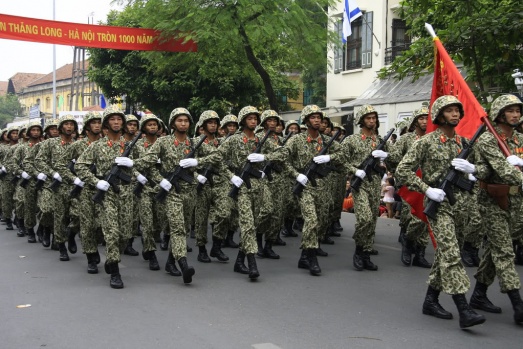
[470,302,502,314]
[87,269,98,274]
[110,283,124,289]
[460,316,486,328]
[234,267,250,275]
[422,308,453,319]
[182,268,195,284]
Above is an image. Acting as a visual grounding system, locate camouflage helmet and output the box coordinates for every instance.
[430,95,464,122]
[395,117,411,132]
[19,124,28,133]
[139,114,161,132]
[354,105,378,125]
[238,106,260,125]
[168,107,193,128]
[102,106,126,125]
[58,114,79,133]
[254,125,264,134]
[199,110,220,128]
[125,114,139,125]
[44,118,60,132]
[158,119,169,135]
[409,103,430,130]
[260,110,282,126]
[489,94,523,122]
[26,120,43,133]
[284,120,300,135]
[83,111,102,126]
[300,124,307,131]
[7,125,19,137]
[300,105,323,125]
[0,128,7,140]
[220,114,239,128]
[331,121,342,130]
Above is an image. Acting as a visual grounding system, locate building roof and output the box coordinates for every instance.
[27,61,90,87]
[0,81,7,96]
[339,74,433,108]
[8,72,46,94]
[82,105,103,111]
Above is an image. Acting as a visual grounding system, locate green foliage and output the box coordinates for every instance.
[378,0,523,97]
[0,93,21,128]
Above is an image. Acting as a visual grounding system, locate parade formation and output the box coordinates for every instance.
[1,96,523,331]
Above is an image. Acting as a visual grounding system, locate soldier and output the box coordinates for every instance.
[284,105,345,276]
[76,107,138,289]
[388,104,432,268]
[280,120,300,238]
[327,122,347,239]
[217,106,287,280]
[1,126,20,230]
[35,115,78,262]
[130,107,221,284]
[471,94,523,324]
[395,95,485,329]
[55,112,103,274]
[341,105,390,271]
[11,125,27,237]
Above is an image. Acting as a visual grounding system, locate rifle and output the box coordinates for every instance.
[196,165,219,194]
[228,130,273,200]
[292,129,342,197]
[155,135,207,202]
[423,124,484,220]
[351,128,395,191]
[263,131,294,181]
[70,163,96,198]
[92,131,142,204]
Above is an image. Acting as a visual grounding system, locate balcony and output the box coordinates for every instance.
[384,42,411,65]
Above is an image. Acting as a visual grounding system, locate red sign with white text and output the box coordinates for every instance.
[0,13,197,52]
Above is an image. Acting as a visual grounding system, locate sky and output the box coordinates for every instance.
[0,0,123,81]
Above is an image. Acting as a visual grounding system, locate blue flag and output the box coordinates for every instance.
[342,0,362,43]
[100,94,106,109]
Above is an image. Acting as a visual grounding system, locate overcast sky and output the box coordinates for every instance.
[0,0,123,81]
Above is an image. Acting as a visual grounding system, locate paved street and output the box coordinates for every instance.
[0,213,521,349]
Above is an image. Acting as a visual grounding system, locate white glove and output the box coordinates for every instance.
[313,155,331,164]
[52,172,62,182]
[21,171,31,180]
[1,166,6,173]
[136,174,148,185]
[179,158,198,168]
[230,175,243,188]
[260,171,266,179]
[197,174,207,184]
[73,177,85,187]
[37,173,47,181]
[159,178,172,191]
[96,180,110,191]
[372,150,388,160]
[157,158,162,164]
[506,155,523,167]
[297,173,308,186]
[451,158,475,174]
[115,156,134,168]
[468,173,477,182]
[355,169,366,179]
[71,159,76,164]
[425,187,446,202]
[247,153,265,163]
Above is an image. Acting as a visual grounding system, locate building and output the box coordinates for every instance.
[327,0,429,134]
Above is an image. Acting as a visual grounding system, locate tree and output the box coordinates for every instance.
[0,93,21,128]
[378,0,523,100]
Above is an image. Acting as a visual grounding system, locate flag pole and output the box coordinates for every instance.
[424,23,437,39]
[52,0,56,119]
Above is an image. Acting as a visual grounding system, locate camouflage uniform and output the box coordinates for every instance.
[1,127,21,227]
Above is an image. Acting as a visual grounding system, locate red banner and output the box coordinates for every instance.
[0,13,197,52]
[426,37,485,139]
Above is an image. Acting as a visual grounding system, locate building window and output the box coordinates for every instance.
[303,88,313,105]
[45,97,50,110]
[36,98,40,105]
[385,19,411,65]
[334,12,373,72]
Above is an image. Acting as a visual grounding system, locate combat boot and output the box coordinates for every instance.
[412,245,432,268]
[306,248,321,276]
[261,240,280,259]
[58,243,70,261]
[189,225,195,239]
[197,245,211,263]
[123,238,139,256]
[321,232,335,245]
[223,230,239,248]
[353,246,365,271]
[165,252,181,276]
[51,234,59,250]
[470,281,501,313]
[507,289,523,324]
[422,285,453,319]
[362,251,378,271]
[246,253,259,280]
[274,232,286,246]
[93,250,101,264]
[292,218,304,232]
[282,218,297,237]
[17,218,26,237]
[36,225,43,243]
[160,233,169,251]
[26,227,37,243]
[42,226,51,247]
[177,257,195,284]
[256,234,264,258]
[460,241,475,267]
[67,228,77,254]
[147,251,160,271]
[316,241,328,257]
[398,226,406,244]
[86,254,98,274]
[401,237,414,266]
[452,294,486,328]
[210,237,229,262]
[108,263,124,289]
[5,218,14,230]
[186,244,192,252]
[298,249,309,269]
[233,250,249,274]
[329,221,341,237]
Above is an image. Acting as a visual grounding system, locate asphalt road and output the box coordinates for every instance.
[0,213,521,349]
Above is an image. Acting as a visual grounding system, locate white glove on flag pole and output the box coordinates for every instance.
[342,0,362,43]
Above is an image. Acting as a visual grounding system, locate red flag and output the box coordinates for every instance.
[426,37,486,138]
